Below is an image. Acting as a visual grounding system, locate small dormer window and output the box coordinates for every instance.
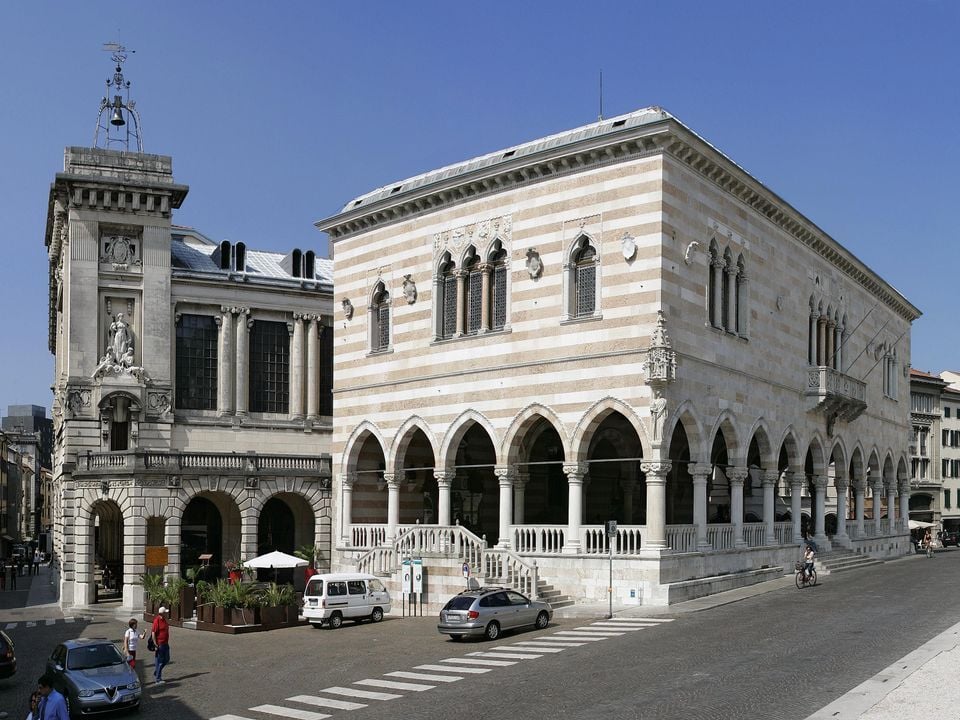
[219,240,231,270]
[234,242,246,272]
[304,251,315,279]
[292,249,303,278]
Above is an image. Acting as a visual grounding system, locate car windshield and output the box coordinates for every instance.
[444,596,477,611]
[67,644,125,670]
[304,579,323,597]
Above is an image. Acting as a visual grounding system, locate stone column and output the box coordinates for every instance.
[494,467,513,549]
[728,467,748,547]
[240,506,258,566]
[853,477,866,537]
[339,474,355,546]
[886,478,899,533]
[899,478,911,531]
[123,514,147,613]
[826,320,836,369]
[290,314,305,420]
[514,472,528,524]
[216,308,234,416]
[306,315,320,422]
[641,461,671,549]
[163,514,181,581]
[871,474,883,536]
[808,312,817,365]
[725,265,738,332]
[562,464,585,554]
[385,473,400,543]
[834,476,849,541]
[763,470,778,545]
[234,308,250,416]
[834,323,843,370]
[455,270,467,336]
[788,472,803,543]
[812,475,828,543]
[434,471,452,526]
[479,264,492,333]
[689,463,712,550]
[711,258,724,329]
[817,316,826,366]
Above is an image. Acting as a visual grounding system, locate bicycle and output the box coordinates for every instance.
[795,561,817,589]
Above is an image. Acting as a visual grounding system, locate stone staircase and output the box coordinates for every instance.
[815,549,884,576]
[532,579,574,610]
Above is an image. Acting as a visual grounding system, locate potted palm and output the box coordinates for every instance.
[258,583,292,626]
[194,580,213,623]
[140,573,163,615]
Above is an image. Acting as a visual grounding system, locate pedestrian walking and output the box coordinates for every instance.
[123,618,146,668]
[150,606,171,684]
[33,549,41,575]
[924,529,934,558]
[25,690,41,720]
[37,673,70,720]
[9,560,17,590]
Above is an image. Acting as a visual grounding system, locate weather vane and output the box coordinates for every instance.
[93,41,144,152]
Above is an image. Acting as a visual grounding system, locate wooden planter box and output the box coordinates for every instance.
[260,606,284,626]
[229,607,259,626]
[283,604,300,624]
[179,587,196,620]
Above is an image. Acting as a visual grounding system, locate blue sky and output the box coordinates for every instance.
[1,2,957,415]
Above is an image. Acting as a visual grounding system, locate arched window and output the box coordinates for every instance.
[218,240,231,270]
[708,240,721,328]
[437,254,457,340]
[735,254,746,335]
[370,281,390,353]
[292,249,302,279]
[304,250,316,279]
[571,235,597,318]
[234,242,246,272]
[721,248,733,331]
[464,247,482,335]
[489,242,508,331]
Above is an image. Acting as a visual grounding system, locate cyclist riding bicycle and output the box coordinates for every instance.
[802,544,816,581]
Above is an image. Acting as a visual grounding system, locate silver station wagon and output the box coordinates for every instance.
[45,638,141,716]
[438,587,553,641]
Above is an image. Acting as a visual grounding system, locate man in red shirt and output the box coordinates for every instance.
[150,606,170,684]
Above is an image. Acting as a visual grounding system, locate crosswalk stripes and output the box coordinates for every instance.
[250,704,331,720]
[322,687,403,701]
[287,695,367,710]
[386,670,462,683]
[414,663,491,674]
[440,657,516,667]
[467,650,543,660]
[3,616,88,630]
[210,616,679,720]
[354,678,435,692]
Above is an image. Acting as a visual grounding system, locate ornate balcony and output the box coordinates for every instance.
[805,366,867,423]
[74,449,331,486]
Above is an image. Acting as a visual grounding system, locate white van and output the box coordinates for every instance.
[302,573,392,629]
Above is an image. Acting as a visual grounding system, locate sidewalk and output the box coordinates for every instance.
[0,562,61,622]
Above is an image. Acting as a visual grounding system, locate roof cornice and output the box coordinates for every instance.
[315,117,920,323]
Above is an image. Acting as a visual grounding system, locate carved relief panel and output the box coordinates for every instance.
[99,224,142,271]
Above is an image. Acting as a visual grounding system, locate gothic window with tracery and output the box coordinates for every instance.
[465,249,482,335]
[438,254,457,340]
[571,235,597,318]
[370,281,390,353]
[490,244,508,331]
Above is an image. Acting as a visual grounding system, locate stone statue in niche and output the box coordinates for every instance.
[93,311,150,382]
[110,313,133,360]
[403,275,417,304]
[342,298,354,320]
[526,248,543,279]
[649,389,667,444]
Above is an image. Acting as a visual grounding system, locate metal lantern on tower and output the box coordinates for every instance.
[93,42,143,152]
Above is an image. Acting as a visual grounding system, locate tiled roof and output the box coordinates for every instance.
[910,369,944,381]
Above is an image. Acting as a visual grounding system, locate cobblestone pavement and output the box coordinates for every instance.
[1,551,958,720]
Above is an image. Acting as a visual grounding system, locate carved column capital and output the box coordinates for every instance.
[339,473,356,490]
[687,462,712,480]
[562,463,587,482]
[810,475,828,491]
[493,466,513,486]
[433,470,453,487]
[640,461,672,479]
[762,470,780,487]
[382,472,399,490]
[835,475,850,491]
[726,467,749,485]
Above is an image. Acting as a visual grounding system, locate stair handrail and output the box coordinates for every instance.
[356,522,488,575]
[482,546,540,598]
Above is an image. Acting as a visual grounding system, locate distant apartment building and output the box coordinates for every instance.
[909,370,944,526]
[2,404,54,537]
[940,373,960,532]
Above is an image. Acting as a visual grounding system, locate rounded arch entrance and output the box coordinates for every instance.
[513,416,567,525]
[89,499,123,601]
[257,493,316,584]
[180,493,241,580]
[396,425,438,525]
[449,423,499,543]
[582,411,644,525]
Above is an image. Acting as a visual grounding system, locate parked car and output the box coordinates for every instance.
[302,572,392,629]
[45,639,141,716]
[942,532,959,547]
[0,630,15,679]
[438,586,553,641]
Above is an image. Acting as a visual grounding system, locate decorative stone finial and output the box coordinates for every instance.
[643,310,677,386]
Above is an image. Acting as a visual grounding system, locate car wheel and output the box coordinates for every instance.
[484,621,501,641]
[535,611,549,630]
[449,634,463,642]
[371,607,384,623]
[328,612,343,629]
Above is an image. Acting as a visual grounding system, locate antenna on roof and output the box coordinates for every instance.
[598,70,604,121]
[94,39,144,152]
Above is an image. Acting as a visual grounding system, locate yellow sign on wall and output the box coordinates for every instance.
[145,546,168,568]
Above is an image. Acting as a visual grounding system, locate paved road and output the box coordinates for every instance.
[1,551,956,720]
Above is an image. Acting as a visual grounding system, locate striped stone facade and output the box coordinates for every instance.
[319,108,920,605]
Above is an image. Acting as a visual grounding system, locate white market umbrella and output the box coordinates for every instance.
[908,520,935,530]
[243,550,308,569]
